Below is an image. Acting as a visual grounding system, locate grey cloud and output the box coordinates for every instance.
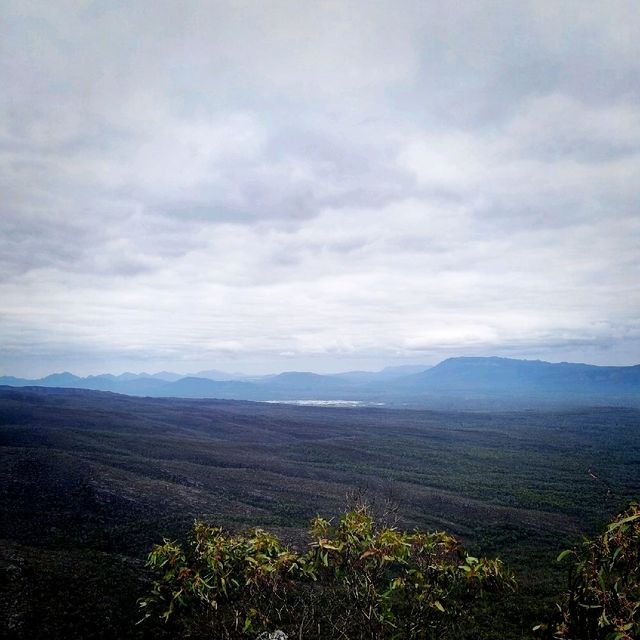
[0,1,639,375]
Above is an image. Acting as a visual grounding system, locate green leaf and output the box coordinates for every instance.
[433,600,445,612]
[556,549,573,562]
[608,513,640,531]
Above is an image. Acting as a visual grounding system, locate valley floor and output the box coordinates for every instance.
[1,387,639,638]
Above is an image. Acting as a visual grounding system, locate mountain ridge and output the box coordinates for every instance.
[1,356,638,409]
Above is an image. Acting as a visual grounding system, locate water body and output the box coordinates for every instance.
[265,399,385,408]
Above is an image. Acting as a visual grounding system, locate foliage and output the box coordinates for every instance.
[141,523,313,636]
[141,505,515,639]
[538,502,640,640]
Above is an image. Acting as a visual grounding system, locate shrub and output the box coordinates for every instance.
[140,505,515,639]
[540,502,640,640]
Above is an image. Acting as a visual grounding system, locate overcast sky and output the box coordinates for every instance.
[1,1,639,377]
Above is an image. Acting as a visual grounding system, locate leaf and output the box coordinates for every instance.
[433,600,445,612]
[556,549,573,562]
[597,569,606,593]
[608,513,640,531]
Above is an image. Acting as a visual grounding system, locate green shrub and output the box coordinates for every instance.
[540,502,640,640]
[140,505,515,639]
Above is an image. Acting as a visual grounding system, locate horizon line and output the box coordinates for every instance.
[3,354,640,381]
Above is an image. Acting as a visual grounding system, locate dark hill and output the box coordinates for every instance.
[1,386,639,638]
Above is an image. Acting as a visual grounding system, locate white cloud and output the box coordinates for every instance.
[0,1,639,375]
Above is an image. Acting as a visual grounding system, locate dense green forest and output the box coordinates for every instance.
[1,387,639,638]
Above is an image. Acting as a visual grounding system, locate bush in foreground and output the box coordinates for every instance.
[541,502,640,640]
[140,506,515,639]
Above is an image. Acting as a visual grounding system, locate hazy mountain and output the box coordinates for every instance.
[40,372,82,386]
[261,371,348,391]
[380,364,433,376]
[0,375,28,386]
[380,357,640,408]
[159,376,263,399]
[193,369,248,381]
[148,371,184,381]
[1,357,638,408]
[395,357,640,393]
[116,371,150,381]
[332,364,432,384]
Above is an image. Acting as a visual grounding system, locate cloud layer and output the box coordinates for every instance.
[1,1,639,375]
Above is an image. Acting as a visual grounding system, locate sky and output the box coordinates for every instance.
[1,1,639,377]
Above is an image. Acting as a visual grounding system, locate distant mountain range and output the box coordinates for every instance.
[1,357,639,409]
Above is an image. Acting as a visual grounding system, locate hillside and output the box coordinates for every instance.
[387,357,640,401]
[1,386,639,638]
